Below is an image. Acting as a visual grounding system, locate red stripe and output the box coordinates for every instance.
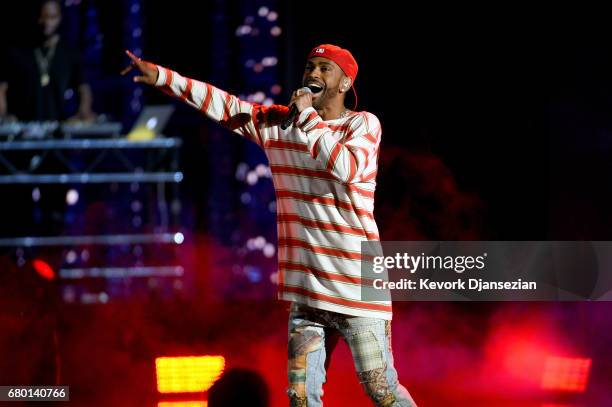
[181,78,193,102]
[361,169,378,182]
[267,139,309,152]
[201,83,214,113]
[221,92,231,123]
[328,123,351,132]
[363,132,378,144]
[280,261,381,287]
[280,285,392,312]
[277,213,367,237]
[279,261,363,284]
[164,68,173,87]
[274,189,375,221]
[278,238,361,260]
[326,141,343,173]
[306,110,318,123]
[349,184,375,199]
[270,164,337,181]
[313,121,328,130]
[251,105,264,147]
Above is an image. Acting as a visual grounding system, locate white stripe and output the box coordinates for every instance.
[282,270,371,301]
[278,245,362,275]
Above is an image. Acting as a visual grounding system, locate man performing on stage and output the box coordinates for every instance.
[123,44,417,406]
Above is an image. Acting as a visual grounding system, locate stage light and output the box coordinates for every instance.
[267,11,278,22]
[254,236,266,249]
[158,401,207,407]
[173,233,184,244]
[235,163,249,180]
[246,171,258,185]
[33,259,55,280]
[270,84,282,95]
[255,163,268,177]
[32,187,41,202]
[156,356,225,394]
[541,356,591,392]
[270,26,282,37]
[65,250,77,264]
[262,57,278,67]
[263,243,275,258]
[66,189,79,205]
[258,6,269,17]
[240,192,252,204]
[131,200,142,212]
[253,91,265,102]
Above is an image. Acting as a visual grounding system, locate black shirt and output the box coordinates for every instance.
[0,41,84,121]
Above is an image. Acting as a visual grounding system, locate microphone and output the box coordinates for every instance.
[281,86,313,130]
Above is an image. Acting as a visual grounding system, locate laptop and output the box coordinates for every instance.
[127,105,175,140]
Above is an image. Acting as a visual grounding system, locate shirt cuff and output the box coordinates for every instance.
[155,65,168,87]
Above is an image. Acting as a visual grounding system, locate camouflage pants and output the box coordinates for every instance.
[287,302,417,406]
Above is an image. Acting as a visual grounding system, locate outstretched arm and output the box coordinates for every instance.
[122,50,286,148]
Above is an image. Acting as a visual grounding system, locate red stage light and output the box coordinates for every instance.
[540,404,583,407]
[158,401,207,407]
[541,356,591,392]
[33,259,55,280]
[155,356,225,394]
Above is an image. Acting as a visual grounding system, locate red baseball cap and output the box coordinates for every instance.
[307,44,359,109]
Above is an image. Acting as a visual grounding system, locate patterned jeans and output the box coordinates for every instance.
[287,302,417,406]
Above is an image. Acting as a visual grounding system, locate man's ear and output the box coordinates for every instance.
[341,77,352,93]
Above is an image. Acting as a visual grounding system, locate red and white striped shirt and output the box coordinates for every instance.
[155,65,392,319]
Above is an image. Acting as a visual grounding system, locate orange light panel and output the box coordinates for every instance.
[158,402,207,407]
[156,356,225,393]
[541,356,591,392]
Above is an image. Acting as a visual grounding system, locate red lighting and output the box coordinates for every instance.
[158,402,207,407]
[33,259,55,280]
[541,356,591,392]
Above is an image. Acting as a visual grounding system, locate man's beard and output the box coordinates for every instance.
[312,86,339,110]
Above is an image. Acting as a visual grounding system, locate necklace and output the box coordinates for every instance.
[338,109,350,119]
[34,45,57,87]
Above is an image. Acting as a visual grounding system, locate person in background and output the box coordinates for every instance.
[0,0,95,122]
